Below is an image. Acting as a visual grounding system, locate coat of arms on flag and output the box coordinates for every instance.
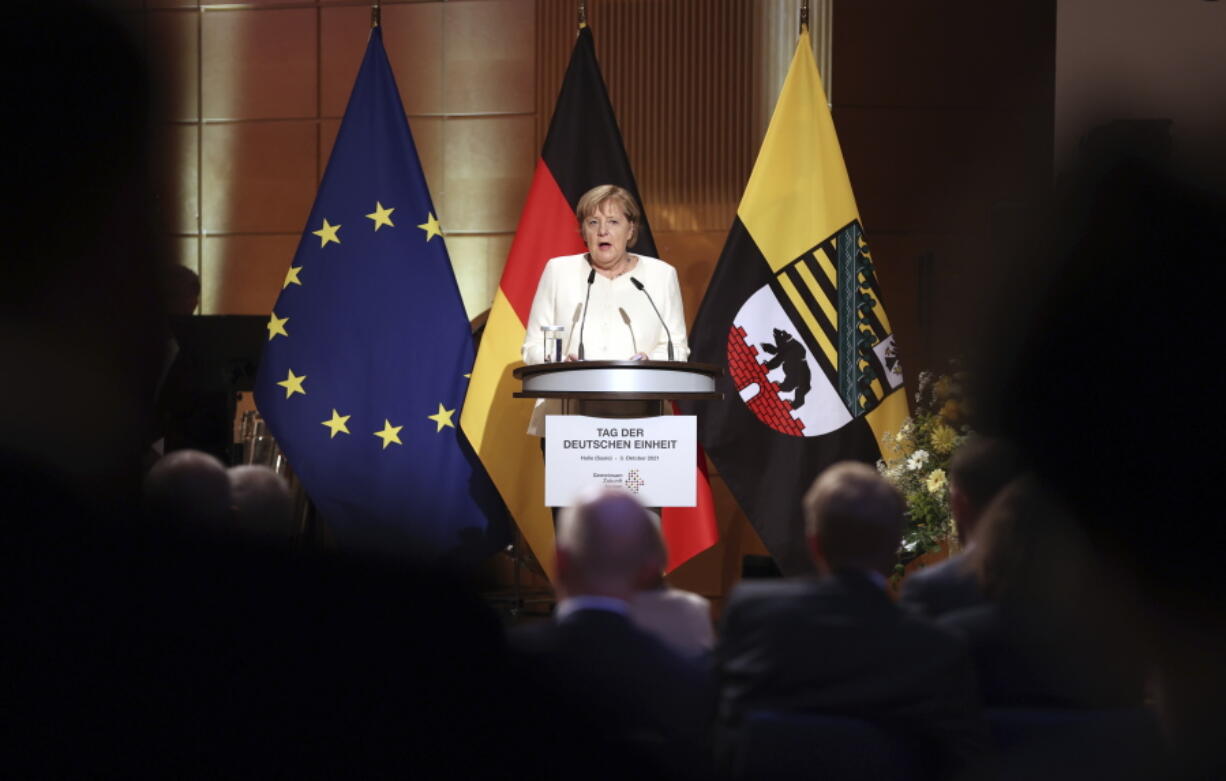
[728,219,903,438]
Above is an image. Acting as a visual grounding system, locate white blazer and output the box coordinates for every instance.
[521,253,689,435]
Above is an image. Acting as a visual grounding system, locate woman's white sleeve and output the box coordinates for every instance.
[521,261,556,365]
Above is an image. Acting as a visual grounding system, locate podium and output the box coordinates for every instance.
[513,360,722,507]
[513,359,722,416]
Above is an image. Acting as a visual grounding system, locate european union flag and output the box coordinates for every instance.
[255,27,506,562]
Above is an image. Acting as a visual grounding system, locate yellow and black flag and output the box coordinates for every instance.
[682,29,908,574]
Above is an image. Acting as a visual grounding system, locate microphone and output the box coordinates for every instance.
[577,268,596,360]
[629,276,674,361]
[618,307,638,355]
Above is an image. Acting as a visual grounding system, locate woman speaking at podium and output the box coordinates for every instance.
[521,184,689,437]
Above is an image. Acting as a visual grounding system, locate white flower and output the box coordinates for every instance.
[896,419,914,441]
[906,449,930,471]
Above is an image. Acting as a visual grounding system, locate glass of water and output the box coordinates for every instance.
[542,325,565,362]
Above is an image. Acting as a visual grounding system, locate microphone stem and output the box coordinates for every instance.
[630,276,674,361]
[578,268,595,360]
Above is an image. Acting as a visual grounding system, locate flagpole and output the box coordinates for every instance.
[799,0,810,33]
[578,0,588,30]
[371,0,380,29]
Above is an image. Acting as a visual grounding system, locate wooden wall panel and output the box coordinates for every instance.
[536,0,756,235]
[145,1,537,320]
[832,0,1056,374]
[201,8,317,120]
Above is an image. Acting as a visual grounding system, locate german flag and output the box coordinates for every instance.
[681,28,908,575]
[460,25,717,579]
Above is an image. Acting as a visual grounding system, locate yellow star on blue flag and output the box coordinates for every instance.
[254,27,507,560]
[418,212,442,241]
[427,403,456,432]
[367,202,395,230]
[312,218,341,247]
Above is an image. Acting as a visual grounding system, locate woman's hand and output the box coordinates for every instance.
[630,352,649,361]
[564,353,579,362]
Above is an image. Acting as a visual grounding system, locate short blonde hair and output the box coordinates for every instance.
[575,184,641,246]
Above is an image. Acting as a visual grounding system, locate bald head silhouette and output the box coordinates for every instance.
[228,465,295,541]
[143,449,234,531]
[555,489,661,601]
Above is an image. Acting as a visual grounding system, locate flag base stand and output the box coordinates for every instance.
[481,532,555,619]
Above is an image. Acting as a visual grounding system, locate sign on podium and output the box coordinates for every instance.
[544,415,696,507]
[513,360,722,508]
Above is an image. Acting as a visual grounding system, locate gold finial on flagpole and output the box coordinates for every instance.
[799,0,810,33]
[371,0,381,29]
[578,0,588,30]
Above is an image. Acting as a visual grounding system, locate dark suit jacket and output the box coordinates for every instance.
[155,324,233,463]
[717,571,990,778]
[939,602,1147,710]
[5,462,529,777]
[899,553,985,618]
[511,607,714,779]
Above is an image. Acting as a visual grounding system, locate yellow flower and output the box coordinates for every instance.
[933,376,954,401]
[883,422,914,463]
[939,399,962,423]
[930,424,958,455]
[926,468,947,494]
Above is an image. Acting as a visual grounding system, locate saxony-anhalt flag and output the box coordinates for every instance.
[682,27,908,575]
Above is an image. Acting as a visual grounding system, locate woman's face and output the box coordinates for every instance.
[581,200,634,269]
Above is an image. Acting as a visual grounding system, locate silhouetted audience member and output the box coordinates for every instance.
[144,449,235,531]
[2,1,165,513]
[973,130,1226,776]
[938,477,1149,710]
[717,462,989,779]
[164,263,201,316]
[511,489,714,779]
[153,264,234,465]
[629,511,716,660]
[228,464,297,541]
[900,436,1023,617]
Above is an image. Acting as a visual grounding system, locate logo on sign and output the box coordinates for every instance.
[625,469,644,494]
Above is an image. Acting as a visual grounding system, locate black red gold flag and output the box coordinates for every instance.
[462,26,718,578]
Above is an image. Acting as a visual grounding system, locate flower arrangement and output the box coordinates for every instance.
[878,368,972,566]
